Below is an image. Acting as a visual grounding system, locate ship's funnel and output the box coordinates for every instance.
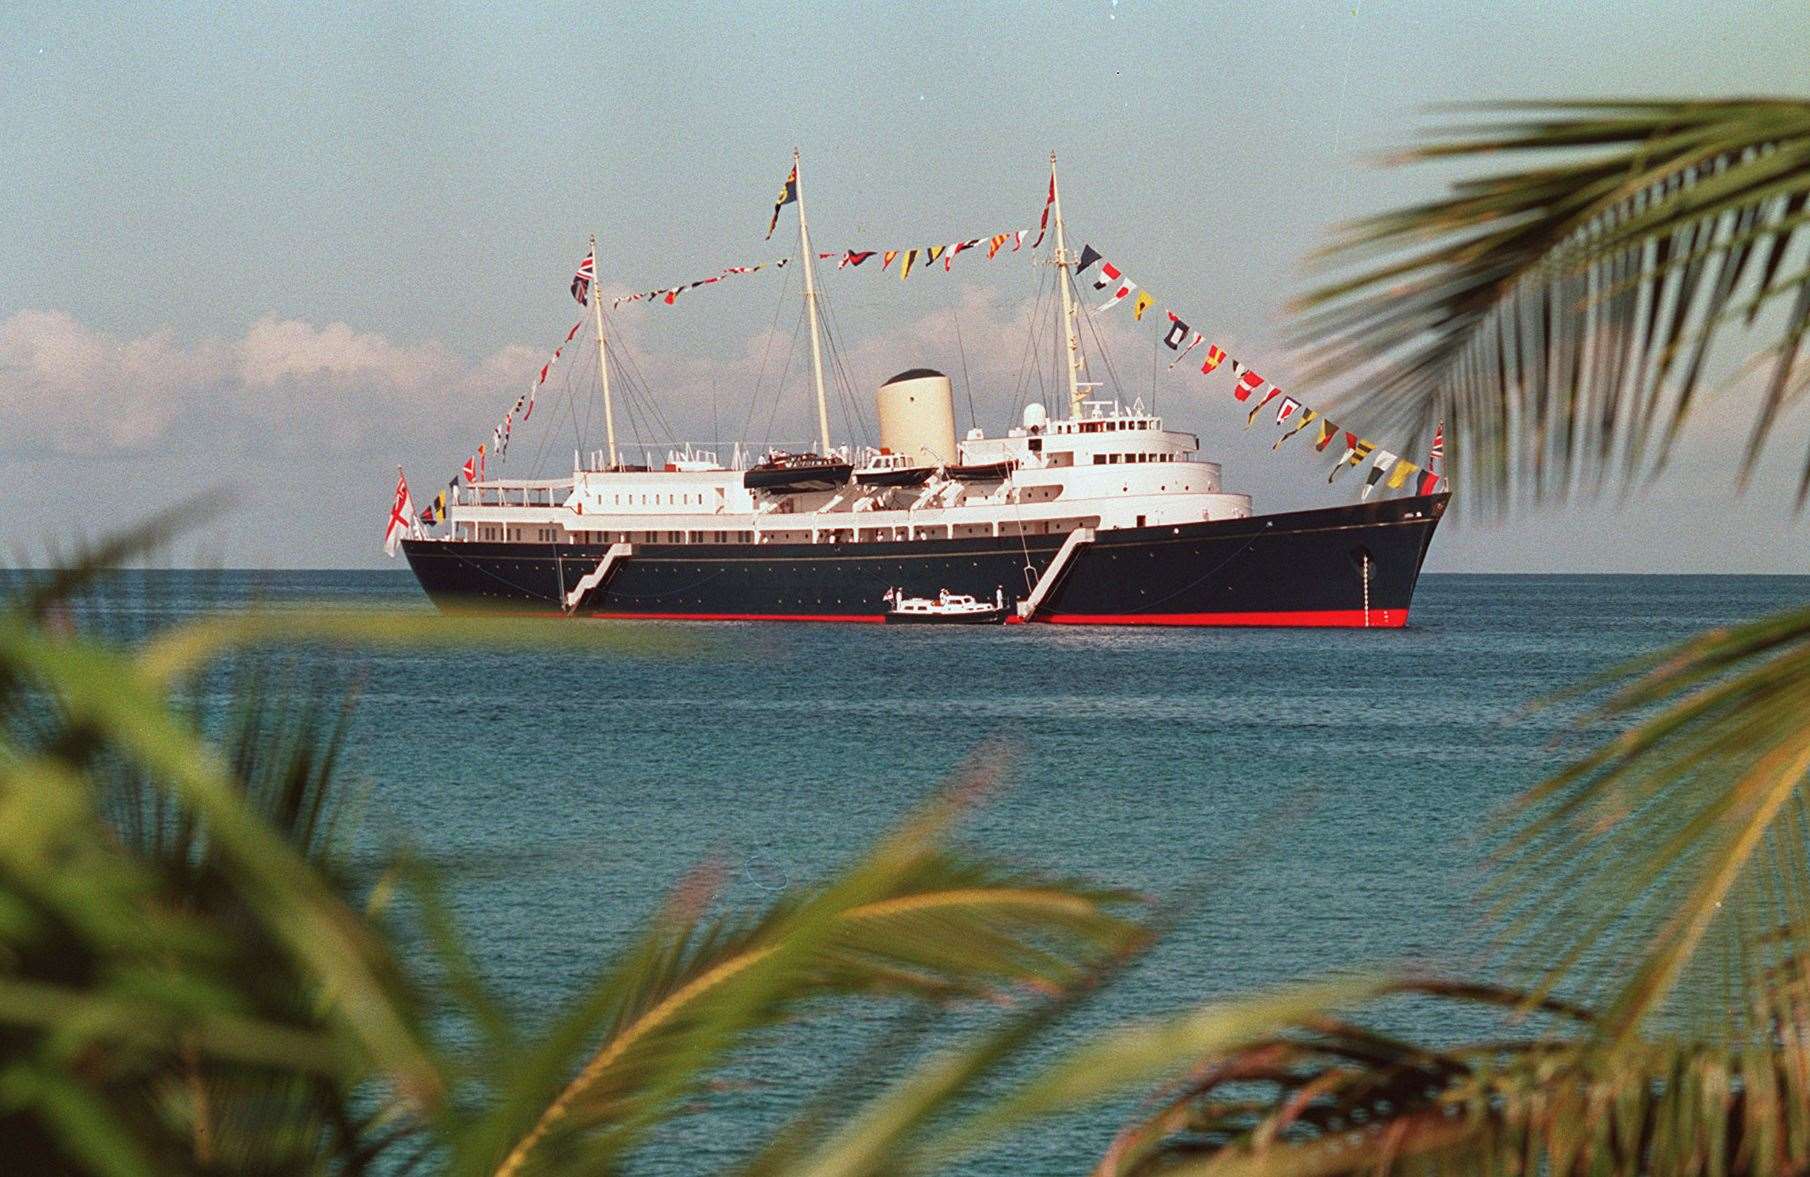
[875,369,958,469]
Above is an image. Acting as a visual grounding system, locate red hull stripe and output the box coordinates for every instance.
[568,609,1404,628]
[1038,609,1407,628]
[585,610,887,624]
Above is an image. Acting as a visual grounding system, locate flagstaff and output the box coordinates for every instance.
[589,234,619,468]
[1049,153,1086,420]
[792,148,833,456]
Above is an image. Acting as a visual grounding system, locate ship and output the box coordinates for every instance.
[400,152,1446,627]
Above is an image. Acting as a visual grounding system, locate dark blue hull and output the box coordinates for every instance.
[401,494,1446,627]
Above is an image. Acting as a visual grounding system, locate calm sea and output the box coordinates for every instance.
[43,571,1810,1171]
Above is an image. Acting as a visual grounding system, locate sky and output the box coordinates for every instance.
[3,1,1808,571]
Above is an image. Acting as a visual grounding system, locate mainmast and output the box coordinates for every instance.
[792,148,833,455]
[1049,153,1086,419]
[589,234,619,468]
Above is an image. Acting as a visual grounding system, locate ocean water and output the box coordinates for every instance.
[43,571,1810,1171]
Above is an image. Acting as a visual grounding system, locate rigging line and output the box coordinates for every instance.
[830,302,873,444]
[760,309,808,452]
[813,279,863,429]
[950,288,977,431]
[615,344,680,459]
[525,343,578,475]
[611,355,659,457]
[812,287,857,443]
[816,283,874,446]
[576,345,600,459]
[565,355,588,457]
[1028,266,1053,416]
[1077,269,1129,406]
[1009,263,1052,419]
[605,331,680,444]
[740,266,797,445]
[487,317,591,478]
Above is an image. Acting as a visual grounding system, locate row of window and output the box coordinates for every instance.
[470,519,1099,545]
[602,491,715,507]
[1060,419,1155,434]
[1093,453,1178,465]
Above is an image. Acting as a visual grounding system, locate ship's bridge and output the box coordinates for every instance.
[958,399,1204,473]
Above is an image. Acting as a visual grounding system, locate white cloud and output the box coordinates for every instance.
[237,316,457,391]
[0,310,544,460]
[0,309,230,455]
[0,290,1260,471]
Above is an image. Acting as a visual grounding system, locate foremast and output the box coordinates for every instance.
[589,233,619,468]
[1049,153,1087,420]
[792,148,833,456]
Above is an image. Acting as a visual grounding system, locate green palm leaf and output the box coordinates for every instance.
[1293,99,1810,509]
[468,779,1146,1175]
[747,976,1377,1177]
[1486,601,1810,1047]
[1074,983,1810,1177]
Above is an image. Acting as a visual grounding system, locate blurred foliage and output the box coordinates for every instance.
[13,94,1810,1176]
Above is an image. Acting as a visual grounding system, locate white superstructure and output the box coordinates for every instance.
[427,151,1251,553]
[438,394,1251,548]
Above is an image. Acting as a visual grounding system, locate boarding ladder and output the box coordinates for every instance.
[563,542,634,615]
[1015,527,1094,621]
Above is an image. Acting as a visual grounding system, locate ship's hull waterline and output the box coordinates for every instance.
[402,493,1446,628]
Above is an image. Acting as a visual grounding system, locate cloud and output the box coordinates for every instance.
[0,309,230,456]
[0,310,542,459]
[0,291,1253,470]
[237,316,457,391]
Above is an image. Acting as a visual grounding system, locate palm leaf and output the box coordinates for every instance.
[0,615,444,1107]
[751,976,1378,1177]
[1076,981,1810,1177]
[467,769,1146,1176]
[1292,99,1810,510]
[1140,1041,1810,1176]
[1484,601,1810,1047]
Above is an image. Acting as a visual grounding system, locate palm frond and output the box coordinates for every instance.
[0,615,444,1107]
[136,606,682,687]
[1292,99,1810,511]
[468,769,1147,1176]
[1485,600,1810,1046]
[751,977,1377,1177]
[1071,981,1810,1177]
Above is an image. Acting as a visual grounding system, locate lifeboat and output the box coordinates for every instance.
[854,451,936,487]
[943,459,1017,482]
[742,451,854,492]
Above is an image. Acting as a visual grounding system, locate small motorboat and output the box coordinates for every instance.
[883,587,1010,625]
[743,450,854,492]
[943,459,1017,482]
[854,450,936,487]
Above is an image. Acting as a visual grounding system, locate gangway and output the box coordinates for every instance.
[1015,527,1094,621]
[564,542,634,615]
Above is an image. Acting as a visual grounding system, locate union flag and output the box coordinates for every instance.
[571,249,595,306]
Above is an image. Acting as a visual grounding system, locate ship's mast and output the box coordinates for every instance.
[793,148,833,455]
[589,233,618,468]
[1050,153,1085,420]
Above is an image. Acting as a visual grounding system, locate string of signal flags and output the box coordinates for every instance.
[604,229,1039,311]
[1071,243,1444,498]
[430,169,1444,524]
